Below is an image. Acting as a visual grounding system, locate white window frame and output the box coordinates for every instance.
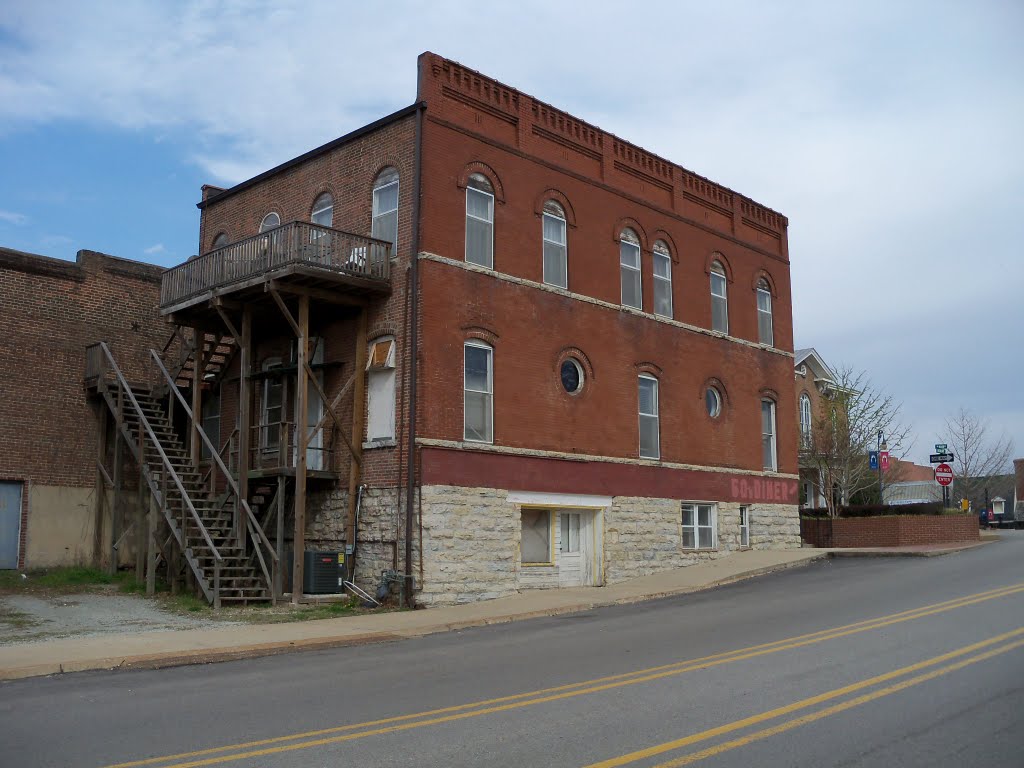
[620,231,642,309]
[710,261,728,333]
[260,358,285,450]
[762,398,778,471]
[366,338,397,442]
[311,193,334,228]
[465,174,494,269]
[799,393,812,445]
[542,202,567,289]
[638,374,660,460]
[652,241,673,318]
[259,212,281,233]
[705,386,722,419]
[739,506,750,547]
[682,503,717,550]
[463,340,493,443]
[372,168,400,250]
[757,279,774,346]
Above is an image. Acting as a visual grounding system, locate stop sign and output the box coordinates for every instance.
[934,463,954,486]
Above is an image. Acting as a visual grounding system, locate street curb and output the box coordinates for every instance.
[0,556,825,681]
[822,540,992,558]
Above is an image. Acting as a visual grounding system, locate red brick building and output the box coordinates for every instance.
[42,52,800,605]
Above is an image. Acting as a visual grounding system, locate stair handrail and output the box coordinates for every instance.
[149,350,279,563]
[95,342,222,562]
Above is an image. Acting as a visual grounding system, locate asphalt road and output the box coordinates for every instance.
[2,533,1023,768]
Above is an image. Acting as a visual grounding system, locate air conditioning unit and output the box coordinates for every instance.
[288,550,345,594]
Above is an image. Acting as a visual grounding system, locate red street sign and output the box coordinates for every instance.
[880,451,890,471]
[934,463,954,486]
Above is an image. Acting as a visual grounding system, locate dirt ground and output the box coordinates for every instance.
[0,590,236,645]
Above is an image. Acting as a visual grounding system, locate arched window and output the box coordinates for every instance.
[620,229,642,309]
[638,374,660,459]
[710,260,728,333]
[799,393,812,445]
[542,200,567,288]
[311,193,334,228]
[757,278,773,345]
[212,232,229,250]
[652,240,672,318]
[259,212,281,233]
[464,340,493,442]
[761,398,777,471]
[465,173,494,268]
[372,168,399,249]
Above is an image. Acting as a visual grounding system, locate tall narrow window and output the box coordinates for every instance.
[200,389,221,460]
[652,240,673,318]
[372,168,399,250]
[739,506,750,547]
[638,375,660,459]
[542,200,567,289]
[799,393,812,446]
[757,278,773,345]
[311,193,334,228]
[464,341,493,442]
[259,212,281,233]
[366,338,397,442]
[762,399,777,471]
[710,260,728,333]
[620,229,642,309]
[261,359,284,450]
[465,173,494,268]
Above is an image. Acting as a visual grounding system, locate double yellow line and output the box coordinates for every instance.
[587,627,1024,767]
[104,583,1024,768]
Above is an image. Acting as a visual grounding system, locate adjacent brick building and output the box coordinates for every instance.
[0,247,166,569]
[4,52,802,606]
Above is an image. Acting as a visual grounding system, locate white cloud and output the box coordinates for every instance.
[143,243,166,255]
[1,0,1021,454]
[0,210,28,225]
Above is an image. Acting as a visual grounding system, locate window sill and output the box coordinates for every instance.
[521,562,555,567]
[363,438,397,450]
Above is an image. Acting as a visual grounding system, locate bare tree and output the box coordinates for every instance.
[942,408,1015,506]
[801,366,914,517]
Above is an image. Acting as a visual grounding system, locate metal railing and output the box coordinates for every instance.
[160,221,391,307]
[87,342,224,605]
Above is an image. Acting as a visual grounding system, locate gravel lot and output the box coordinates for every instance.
[0,592,235,645]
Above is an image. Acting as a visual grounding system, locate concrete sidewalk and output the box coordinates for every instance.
[0,542,990,681]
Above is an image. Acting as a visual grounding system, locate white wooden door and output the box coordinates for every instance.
[558,511,581,586]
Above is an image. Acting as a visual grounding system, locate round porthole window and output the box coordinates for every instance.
[560,359,584,394]
[705,387,722,418]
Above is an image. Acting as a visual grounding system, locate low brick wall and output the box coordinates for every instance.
[801,514,979,548]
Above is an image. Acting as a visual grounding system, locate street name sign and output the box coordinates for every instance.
[934,463,954,486]
[930,452,955,463]
[935,443,947,452]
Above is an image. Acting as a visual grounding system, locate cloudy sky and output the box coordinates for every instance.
[1,0,1021,466]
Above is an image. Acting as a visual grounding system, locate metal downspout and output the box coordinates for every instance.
[404,102,425,607]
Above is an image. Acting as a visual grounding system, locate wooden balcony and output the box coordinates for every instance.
[160,222,391,318]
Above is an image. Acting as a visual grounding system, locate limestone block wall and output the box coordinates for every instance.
[417,484,800,606]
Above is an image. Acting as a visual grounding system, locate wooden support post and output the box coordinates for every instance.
[93,406,108,568]
[110,386,125,575]
[190,326,205,468]
[276,475,285,601]
[291,295,309,604]
[135,428,146,584]
[237,307,252,544]
[146,493,157,596]
[346,309,368,578]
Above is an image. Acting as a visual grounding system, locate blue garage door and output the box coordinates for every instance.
[0,481,23,569]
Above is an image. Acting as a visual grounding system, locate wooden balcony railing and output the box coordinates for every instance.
[160,222,391,308]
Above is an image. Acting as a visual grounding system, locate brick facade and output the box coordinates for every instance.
[0,248,167,567]
[800,514,979,548]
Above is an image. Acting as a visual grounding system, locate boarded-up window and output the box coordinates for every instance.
[367,338,396,441]
[521,509,551,564]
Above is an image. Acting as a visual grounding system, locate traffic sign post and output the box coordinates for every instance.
[930,452,955,464]
[935,463,954,508]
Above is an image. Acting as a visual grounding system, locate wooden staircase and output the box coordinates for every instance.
[87,342,277,607]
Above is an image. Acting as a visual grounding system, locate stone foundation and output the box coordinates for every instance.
[417,484,800,606]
